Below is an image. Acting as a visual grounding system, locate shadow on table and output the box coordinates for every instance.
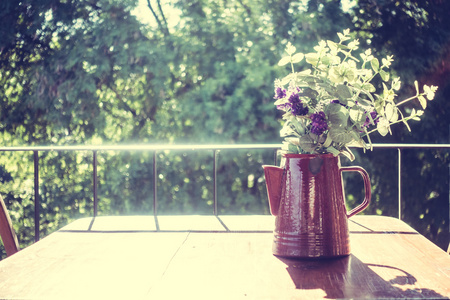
[278,255,445,299]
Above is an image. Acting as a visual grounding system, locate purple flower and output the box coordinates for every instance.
[362,111,379,128]
[291,101,309,116]
[288,92,308,116]
[288,93,300,103]
[310,111,328,135]
[274,87,286,99]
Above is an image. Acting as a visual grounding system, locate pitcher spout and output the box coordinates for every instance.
[263,165,284,216]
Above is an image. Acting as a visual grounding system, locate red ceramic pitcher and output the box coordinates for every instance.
[263,153,371,258]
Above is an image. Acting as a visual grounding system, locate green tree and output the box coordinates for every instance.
[345,0,450,249]
[0,0,449,257]
[0,0,176,254]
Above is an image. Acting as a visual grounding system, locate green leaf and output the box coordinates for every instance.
[328,67,343,83]
[316,83,334,94]
[424,85,437,100]
[300,87,319,100]
[392,78,401,90]
[377,118,390,136]
[321,56,332,65]
[280,123,296,137]
[409,108,423,122]
[371,58,379,72]
[362,83,376,93]
[278,56,291,66]
[285,42,296,55]
[355,97,372,107]
[418,95,427,109]
[336,84,352,100]
[326,102,344,114]
[345,69,357,82]
[326,146,341,156]
[327,40,337,52]
[288,144,300,153]
[285,137,301,146]
[323,134,333,147]
[360,89,376,102]
[338,29,351,42]
[379,70,390,82]
[299,135,317,152]
[385,103,398,122]
[294,69,312,77]
[280,73,294,85]
[291,53,304,63]
[305,53,319,65]
[349,106,365,123]
[328,128,354,143]
[347,134,365,148]
[335,43,351,50]
[326,103,349,127]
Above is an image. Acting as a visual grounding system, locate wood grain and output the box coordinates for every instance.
[0,215,448,299]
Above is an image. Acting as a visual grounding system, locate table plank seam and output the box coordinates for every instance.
[57,229,274,234]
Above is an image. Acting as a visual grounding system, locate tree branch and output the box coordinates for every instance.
[147,0,163,29]
[147,0,170,37]
[107,84,137,118]
[156,0,170,34]
[237,0,251,17]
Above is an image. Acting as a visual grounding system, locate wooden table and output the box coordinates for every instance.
[0,215,449,299]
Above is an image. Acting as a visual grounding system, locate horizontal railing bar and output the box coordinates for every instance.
[0,144,282,152]
[0,143,449,152]
[371,144,450,149]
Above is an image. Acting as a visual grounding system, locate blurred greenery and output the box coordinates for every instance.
[0,0,449,258]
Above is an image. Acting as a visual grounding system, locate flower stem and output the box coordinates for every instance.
[362,116,414,137]
[395,95,418,107]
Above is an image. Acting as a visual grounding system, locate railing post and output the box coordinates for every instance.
[153,151,158,216]
[33,151,40,242]
[93,150,98,217]
[398,148,402,220]
[213,150,218,216]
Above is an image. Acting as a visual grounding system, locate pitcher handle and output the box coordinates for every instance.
[340,166,371,218]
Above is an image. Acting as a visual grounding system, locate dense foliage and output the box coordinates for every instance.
[273,30,437,158]
[0,0,449,258]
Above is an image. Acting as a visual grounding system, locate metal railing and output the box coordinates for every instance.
[0,143,449,242]
[370,144,450,220]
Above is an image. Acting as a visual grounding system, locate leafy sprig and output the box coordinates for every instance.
[274,29,438,160]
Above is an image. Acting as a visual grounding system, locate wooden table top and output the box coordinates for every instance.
[0,215,449,299]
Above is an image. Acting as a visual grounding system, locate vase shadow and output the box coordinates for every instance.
[277,255,445,299]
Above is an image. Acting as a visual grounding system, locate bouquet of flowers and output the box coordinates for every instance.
[274,29,438,160]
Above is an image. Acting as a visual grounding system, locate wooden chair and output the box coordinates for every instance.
[0,194,20,256]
